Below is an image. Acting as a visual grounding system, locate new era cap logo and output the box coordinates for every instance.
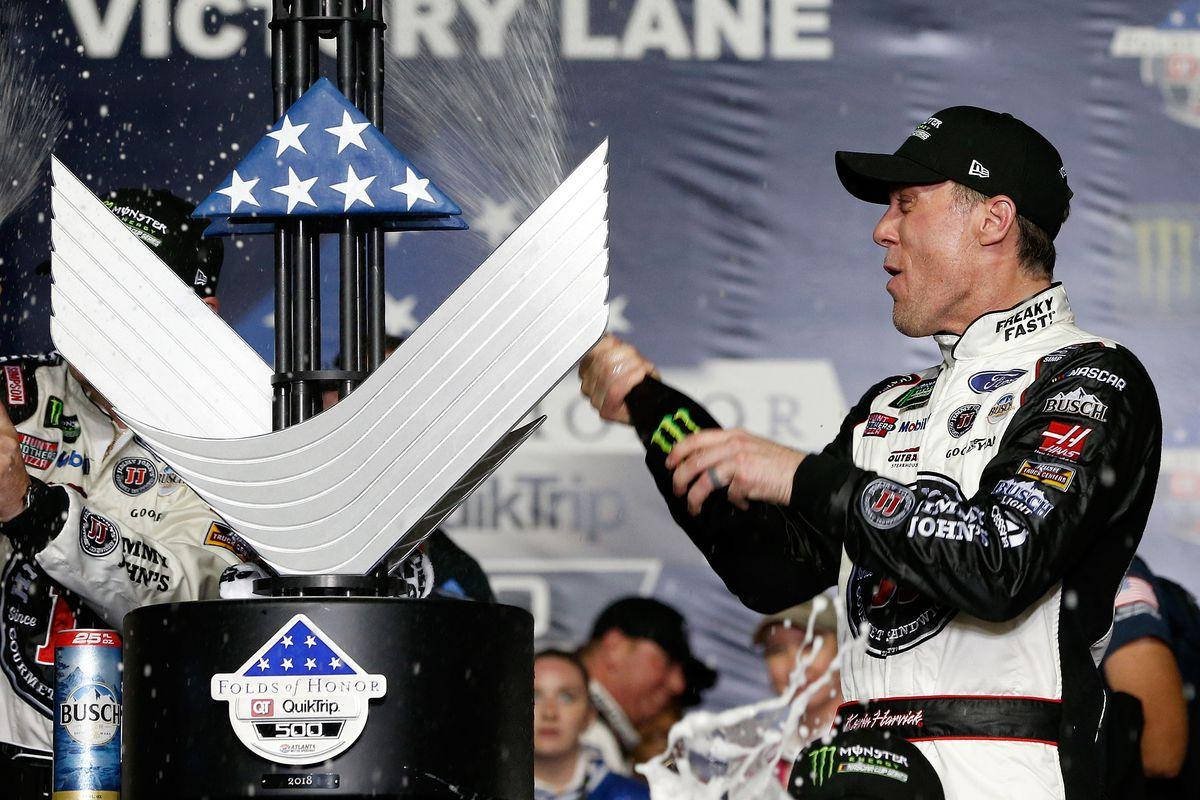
[968,159,990,178]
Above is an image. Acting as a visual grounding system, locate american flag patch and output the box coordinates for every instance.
[1115,576,1159,611]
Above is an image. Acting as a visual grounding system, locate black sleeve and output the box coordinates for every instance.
[0,355,46,424]
[624,375,896,613]
[789,346,1161,623]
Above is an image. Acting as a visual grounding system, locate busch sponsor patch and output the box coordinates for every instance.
[862,413,898,438]
[18,433,58,471]
[1043,387,1109,421]
[4,365,26,407]
[859,478,915,530]
[987,393,1014,423]
[1016,460,1077,492]
[1037,421,1093,461]
[994,295,1056,341]
[211,614,387,765]
[846,566,955,658]
[993,479,1056,518]
[968,369,1026,393]
[1061,366,1126,391]
[79,509,121,558]
[946,404,980,438]
[113,457,158,496]
[888,379,935,410]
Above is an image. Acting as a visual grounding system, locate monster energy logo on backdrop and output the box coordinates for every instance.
[650,408,700,454]
[808,745,837,787]
[1126,205,1199,317]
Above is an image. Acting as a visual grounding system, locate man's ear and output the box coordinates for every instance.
[978,194,1017,247]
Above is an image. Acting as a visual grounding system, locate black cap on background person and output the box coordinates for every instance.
[835,105,1072,239]
[788,729,945,799]
[40,187,224,308]
[590,596,718,695]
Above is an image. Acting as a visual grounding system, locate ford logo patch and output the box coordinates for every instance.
[968,369,1026,394]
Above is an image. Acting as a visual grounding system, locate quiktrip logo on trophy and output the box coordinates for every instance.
[210,615,387,765]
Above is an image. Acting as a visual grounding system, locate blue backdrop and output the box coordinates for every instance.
[2,0,1199,711]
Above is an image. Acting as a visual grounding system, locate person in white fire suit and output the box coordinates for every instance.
[578,106,1160,799]
[0,188,260,796]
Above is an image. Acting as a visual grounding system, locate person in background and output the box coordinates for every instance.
[534,649,649,800]
[754,600,842,729]
[1102,555,1200,797]
[578,597,716,775]
[629,658,718,768]
[0,188,253,799]
[754,599,843,788]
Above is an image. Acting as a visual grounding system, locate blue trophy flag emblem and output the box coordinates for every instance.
[195,77,461,221]
[242,618,358,677]
[211,613,388,765]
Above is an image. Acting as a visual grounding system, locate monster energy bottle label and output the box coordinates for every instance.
[54,629,122,800]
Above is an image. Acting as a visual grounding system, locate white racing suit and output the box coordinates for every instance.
[0,353,261,755]
[625,284,1160,799]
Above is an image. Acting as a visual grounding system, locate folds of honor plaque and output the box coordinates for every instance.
[48,2,610,797]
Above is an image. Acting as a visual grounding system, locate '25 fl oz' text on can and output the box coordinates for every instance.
[54,629,122,800]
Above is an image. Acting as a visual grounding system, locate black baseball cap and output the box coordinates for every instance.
[788,730,944,799]
[41,187,223,297]
[590,597,718,700]
[835,106,1072,239]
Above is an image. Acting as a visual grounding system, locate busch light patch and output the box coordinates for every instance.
[987,393,1014,423]
[113,456,158,496]
[211,614,387,765]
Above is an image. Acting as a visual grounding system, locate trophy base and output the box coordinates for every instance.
[122,597,533,799]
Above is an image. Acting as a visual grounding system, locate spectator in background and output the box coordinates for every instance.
[1102,555,1200,797]
[753,599,842,731]
[629,658,718,767]
[754,599,843,789]
[534,650,649,800]
[578,597,717,775]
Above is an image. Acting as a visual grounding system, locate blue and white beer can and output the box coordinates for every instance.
[54,629,122,800]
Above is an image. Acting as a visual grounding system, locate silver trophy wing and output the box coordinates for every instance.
[119,141,610,574]
[48,156,272,437]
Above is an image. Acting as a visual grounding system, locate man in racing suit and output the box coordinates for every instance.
[0,189,257,795]
[577,106,1160,798]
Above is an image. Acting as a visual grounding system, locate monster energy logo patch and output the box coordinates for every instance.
[808,745,837,787]
[43,395,81,443]
[649,408,700,454]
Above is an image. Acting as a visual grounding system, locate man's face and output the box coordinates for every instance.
[606,634,686,726]
[761,624,838,696]
[533,655,594,759]
[873,181,978,337]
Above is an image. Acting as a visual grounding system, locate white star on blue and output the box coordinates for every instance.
[196,78,461,222]
[242,619,357,677]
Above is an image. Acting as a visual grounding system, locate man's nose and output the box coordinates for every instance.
[873,207,899,248]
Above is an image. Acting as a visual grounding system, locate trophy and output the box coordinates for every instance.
[48,1,609,796]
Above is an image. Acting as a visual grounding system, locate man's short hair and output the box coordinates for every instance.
[952,183,1062,281]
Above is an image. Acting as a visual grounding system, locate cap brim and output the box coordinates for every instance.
[834,151,947,205]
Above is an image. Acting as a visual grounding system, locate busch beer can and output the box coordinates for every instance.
[54,629,122,800]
